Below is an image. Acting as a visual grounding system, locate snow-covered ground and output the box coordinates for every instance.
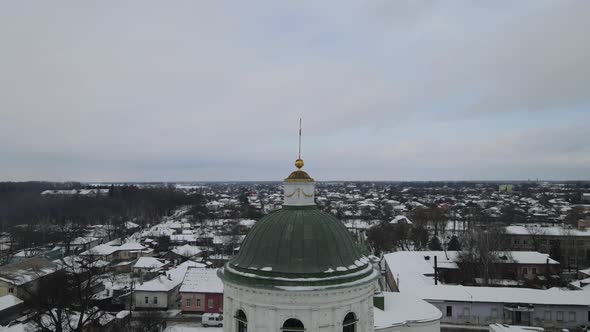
[164,321,222,332]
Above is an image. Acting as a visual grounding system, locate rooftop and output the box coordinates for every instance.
[0,257,59,286]
[384,251,590,306]
[0,294,24,312]
[221,206,376,289]
[179,267,223,294]
[135,260,205,292]
[133,257,168,270]
[373,292,441,329]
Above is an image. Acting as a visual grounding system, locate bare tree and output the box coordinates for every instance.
[25,253,108,332]
[559,227,575,271]
[56,222,84,256]
[525,224,546,252]
[458,225,508,285]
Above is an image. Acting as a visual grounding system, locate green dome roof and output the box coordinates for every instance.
[219,205,378,290]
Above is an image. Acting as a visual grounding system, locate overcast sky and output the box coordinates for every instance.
[1,1,589,182]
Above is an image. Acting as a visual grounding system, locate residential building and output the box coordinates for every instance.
[180,267,223,313]
[0,257,60,299]
[383,251,590,330]
[505,225,590,268]
[82,241,153,261]
[133,260,205,310]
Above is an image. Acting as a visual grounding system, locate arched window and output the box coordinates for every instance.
[282,318,305,331]
[343,312,357,332]
[236,310,247,332]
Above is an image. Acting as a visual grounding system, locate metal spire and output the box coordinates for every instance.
[298,117,302,160]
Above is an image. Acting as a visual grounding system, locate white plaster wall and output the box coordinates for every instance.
[532,304,590,329]
[431,300,590,330]
[222,281,376,332]
[134,291,169,309]
[431,301,504,326]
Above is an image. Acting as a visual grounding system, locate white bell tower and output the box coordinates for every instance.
[283,118,315,206]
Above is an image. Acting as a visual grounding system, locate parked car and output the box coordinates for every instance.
[202,313,223,327]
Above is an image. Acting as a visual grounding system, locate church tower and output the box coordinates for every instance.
[218,121,379,332]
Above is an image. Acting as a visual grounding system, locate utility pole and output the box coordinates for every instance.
[128,280,134,329]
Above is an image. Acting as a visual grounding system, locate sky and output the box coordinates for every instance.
[0,1,589,182]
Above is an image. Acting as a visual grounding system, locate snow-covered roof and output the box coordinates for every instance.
[124,221,140,229]
[384,250,557,271]
[0,294,23,311]
[142,226,176,238]
[212,235,245,245]
[569,277,590,291]
[82,242,147,256]
[489,324,544,332]
[163,326,222,332]
[135,260,206,292]
[179,268,223,294]
[384,251,590,306]
[506,225,590,237]
[373,292,441,329]
[133,257,168,270]
[390,215,413,225]
[116,310,130,319]
[170,234,197,242]
[12,249,40,257]
[172,244,202,258]
[0,323,33,332]
[0,257,59,286]
[238,219,256,227]
[55,255,110,271]
[71,236,100,245]
[505,251,559,265]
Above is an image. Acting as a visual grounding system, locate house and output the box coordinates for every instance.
[164,244,204,264]
[382,251,559,285]
[383,251,590,330]
[0,257,60,299]
[82,241,152,261]
[123,221,140,232]
[133,257,169,279]
[504,225,590,268]
[179,267,223,313]
[390,215,413,225]
[70,237,102,253]
[133,260,205,310]
[169,234,198,246]
[172,244,202,259]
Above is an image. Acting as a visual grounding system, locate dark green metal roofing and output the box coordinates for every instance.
[219,206,377,289]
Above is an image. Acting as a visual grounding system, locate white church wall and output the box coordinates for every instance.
[222,280,376,332]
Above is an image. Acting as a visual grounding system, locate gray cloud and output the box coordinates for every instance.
[0,1,588,181]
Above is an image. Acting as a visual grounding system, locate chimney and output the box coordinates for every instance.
[434,255,438,285]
